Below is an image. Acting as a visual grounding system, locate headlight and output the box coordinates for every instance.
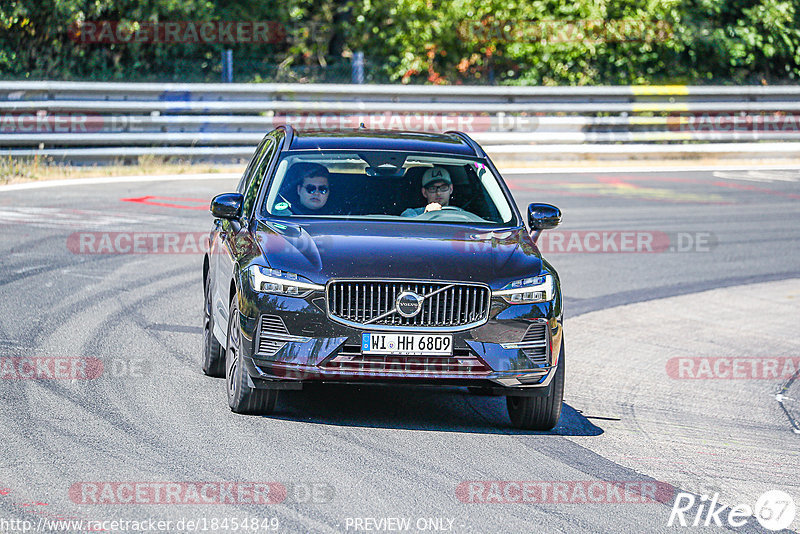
[247,266,324,297]
[492,274,554,304]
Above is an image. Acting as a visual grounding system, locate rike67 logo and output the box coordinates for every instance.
[668,490,796,530]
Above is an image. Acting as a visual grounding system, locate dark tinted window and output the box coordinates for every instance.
[261,150,515,225]
[242,138,277,218]
[237,135,271,195]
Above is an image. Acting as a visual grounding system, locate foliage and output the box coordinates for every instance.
[1,0,798,84]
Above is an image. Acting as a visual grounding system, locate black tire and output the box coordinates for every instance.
[506,340,564,430]
[225,296,278,415]
[202,279,225,377]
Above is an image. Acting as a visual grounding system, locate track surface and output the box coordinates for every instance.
[1,168,799,533]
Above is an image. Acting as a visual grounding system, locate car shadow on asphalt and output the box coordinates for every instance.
[269,383,603,436]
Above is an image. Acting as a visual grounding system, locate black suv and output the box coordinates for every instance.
[202,127,564,430]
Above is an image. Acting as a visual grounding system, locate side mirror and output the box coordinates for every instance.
[527,203,561,243]
[528,203,561,230]
[210,193,244,220]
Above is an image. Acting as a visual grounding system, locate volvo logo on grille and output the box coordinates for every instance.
[396,291,424,318]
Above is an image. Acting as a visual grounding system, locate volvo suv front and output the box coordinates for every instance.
[202,127,564,430]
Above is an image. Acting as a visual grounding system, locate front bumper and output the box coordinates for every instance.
[235,287,563,396]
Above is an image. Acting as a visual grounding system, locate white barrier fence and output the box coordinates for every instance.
[2,82,800,162]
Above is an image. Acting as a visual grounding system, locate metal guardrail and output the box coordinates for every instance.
[4,81,800,100]
[2,81,800,163]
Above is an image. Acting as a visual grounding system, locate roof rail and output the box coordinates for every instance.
[444,130,484,157]
[277,124,295,150]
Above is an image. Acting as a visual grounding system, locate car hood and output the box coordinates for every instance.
[255,219,543,287]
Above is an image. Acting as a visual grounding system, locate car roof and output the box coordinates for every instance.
[283,128,480,156]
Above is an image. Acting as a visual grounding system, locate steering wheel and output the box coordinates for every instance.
[418,206,487,222]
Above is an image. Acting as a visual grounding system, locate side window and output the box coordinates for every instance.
[237,136,270,194]
[242,138,277,218]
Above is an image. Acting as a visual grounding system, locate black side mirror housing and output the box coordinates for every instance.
[528,203,562,231]
[210,193,244,220]
[528,203,561,243]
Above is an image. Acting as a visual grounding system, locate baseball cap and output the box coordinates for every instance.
[421,166,452,187]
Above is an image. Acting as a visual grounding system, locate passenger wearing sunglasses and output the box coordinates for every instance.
[401,166,458,217]
[271,163,331,216]
[272,163,333,215]
[297,174,330,212]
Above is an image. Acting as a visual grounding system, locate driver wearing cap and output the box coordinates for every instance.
[401,166,456,217]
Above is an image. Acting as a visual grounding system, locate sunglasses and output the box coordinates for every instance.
[303,184,329,194]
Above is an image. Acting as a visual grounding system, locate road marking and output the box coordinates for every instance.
[502,163,800,175]
[713,170,800,182]
[13,264,49,275]
[120,195,208,210]
[0,207,143,228]
[0,172,240,192]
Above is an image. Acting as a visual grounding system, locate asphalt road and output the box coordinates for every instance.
[0,167,799,534]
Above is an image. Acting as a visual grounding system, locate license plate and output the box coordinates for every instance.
[361,333,453,355]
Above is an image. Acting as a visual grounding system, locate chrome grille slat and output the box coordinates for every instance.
[366,284,375,319]
[426,285,433,324]
[327,280,490,329]
[384,284,390,323]
[448,289,455,326]
[355,284,360,323]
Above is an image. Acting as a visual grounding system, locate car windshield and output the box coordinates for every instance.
[261,150,516,225]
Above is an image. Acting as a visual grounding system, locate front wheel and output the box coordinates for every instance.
[225,296,278,415]
[506,339,564,430]
[202,279,225,377]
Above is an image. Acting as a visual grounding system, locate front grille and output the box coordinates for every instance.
[519,323,549,366]
[327,280,490,329]
[322,344,491,375]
